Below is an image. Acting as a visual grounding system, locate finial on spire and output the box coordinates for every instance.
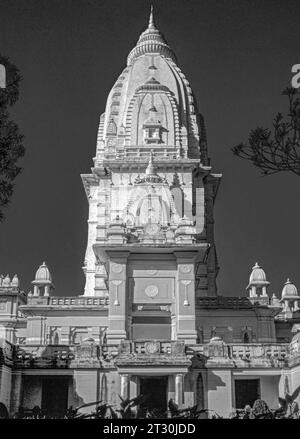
[148,4,156,29]
[149,149,154,165]
[252,262,260,270]
[145,150,155,175]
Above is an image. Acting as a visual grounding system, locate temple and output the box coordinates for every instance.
[0,8,300,418]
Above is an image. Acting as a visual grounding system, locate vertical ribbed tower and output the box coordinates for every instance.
[81,8,221,342]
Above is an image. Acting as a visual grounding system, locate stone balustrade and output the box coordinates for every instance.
[119,340,186,356]
[229,343,289,360]
[9,339,300,369]
[189,341,291,368]
[104,148,177,160]
[14,343,102,368]
[26,296,109,307]
[228,343,289,367]
[49,296,109,306]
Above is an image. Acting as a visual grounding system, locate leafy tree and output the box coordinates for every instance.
[232,88,300,176]
[0,55,25,221]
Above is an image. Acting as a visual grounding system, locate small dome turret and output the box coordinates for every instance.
[32,262,54,297]
[33,262,52,284]
[281,279,299,299]
[249,263,268,284]
[246,262,270,299]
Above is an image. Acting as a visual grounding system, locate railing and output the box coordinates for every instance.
[26,296,109,307]
[11,340,300,369]
[119,340,186,356]
[189,342,291,367]
[49,296,109,306]
[228,343,289,367]
[14,343,102,368]
[197,297,254,309]
[229,343,289,360]
[102,146,182,162]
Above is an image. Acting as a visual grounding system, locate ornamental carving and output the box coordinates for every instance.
[145,285,159,298]
[180,265,192,273]
[145,341,160,355]
[111,263,123,274]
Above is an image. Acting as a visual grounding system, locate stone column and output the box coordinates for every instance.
[175,374,184,408]
[120,374,130,400]
[262,286,267,297]
[174,251,197,344]
[107,251,129,344]
[9,371,22,416]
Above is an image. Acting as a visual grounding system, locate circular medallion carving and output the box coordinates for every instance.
[145,341,159,355]
[144,223,160,236]
[180,264,192,273]
[145,285,159,298]
[111,263,122,274]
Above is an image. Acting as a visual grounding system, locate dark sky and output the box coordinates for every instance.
[0,0,299,298]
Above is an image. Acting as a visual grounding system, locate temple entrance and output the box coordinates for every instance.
[41,376,69,418]
[235,379,260,408]
[139,376,168,415]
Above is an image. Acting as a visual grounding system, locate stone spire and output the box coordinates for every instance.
[148,5,156,29]
[127,6,177,65]
[145,150,156,175]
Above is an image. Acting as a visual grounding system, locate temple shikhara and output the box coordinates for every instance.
[1,8,300,418]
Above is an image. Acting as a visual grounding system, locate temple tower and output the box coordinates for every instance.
[81,8,221,343]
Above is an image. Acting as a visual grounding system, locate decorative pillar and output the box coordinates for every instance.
[174,251,197,344]
[120,374,130,400]
[284,300,289,311]
[175,374,184,408]
[107,251,129,343]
